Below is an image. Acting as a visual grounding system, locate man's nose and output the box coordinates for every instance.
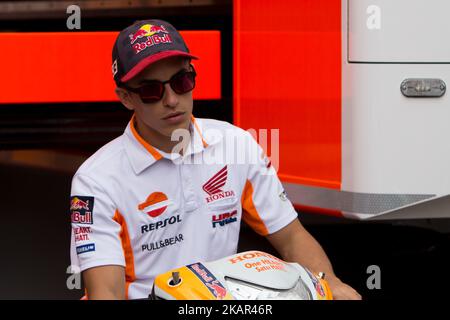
[162,83,179,108]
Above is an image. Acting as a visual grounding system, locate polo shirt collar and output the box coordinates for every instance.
[124,114,213,175]
[187,115,209,156]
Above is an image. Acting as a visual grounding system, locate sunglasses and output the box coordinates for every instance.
[122,66,196,104]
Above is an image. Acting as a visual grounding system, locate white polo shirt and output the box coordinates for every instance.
[70,115,297,299]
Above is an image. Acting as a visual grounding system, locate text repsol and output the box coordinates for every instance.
[141,214,182,234]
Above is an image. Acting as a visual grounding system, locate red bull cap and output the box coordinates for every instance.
[112,19,198,85]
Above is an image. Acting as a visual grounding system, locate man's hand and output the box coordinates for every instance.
[327,276,362,300]
[266,219,362,300]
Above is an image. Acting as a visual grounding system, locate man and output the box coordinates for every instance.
[70,19,361,300]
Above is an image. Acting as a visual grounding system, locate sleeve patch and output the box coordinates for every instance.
[71,196,95,225]
[76,243,96,255]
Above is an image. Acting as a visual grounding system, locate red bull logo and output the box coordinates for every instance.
[71,211,92,224]
[315,282,326,298]
[129,29,148,44]
[305,269,326,298]
[71,197,90,211]
[187,263,228,300]
[150,25,167,33]
[206,281,227,299]
[128,24,172,54]
[70,196,94,225]
[129,24,168,44]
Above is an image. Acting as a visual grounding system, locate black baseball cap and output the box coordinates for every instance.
[112,19,198,85]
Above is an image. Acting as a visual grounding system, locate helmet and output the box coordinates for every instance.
[150,250,332,300]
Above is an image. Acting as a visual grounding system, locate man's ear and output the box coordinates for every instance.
[115,87,136,111]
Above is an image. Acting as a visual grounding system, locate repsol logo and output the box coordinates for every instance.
[141,214,182,234]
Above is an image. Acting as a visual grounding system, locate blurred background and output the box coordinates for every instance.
[0,0,448,299]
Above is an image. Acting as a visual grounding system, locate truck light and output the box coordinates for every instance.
[400,78,446,97]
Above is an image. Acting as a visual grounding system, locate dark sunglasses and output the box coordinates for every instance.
[121,66,196,104]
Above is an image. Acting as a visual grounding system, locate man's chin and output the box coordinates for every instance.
[162,120,191,138]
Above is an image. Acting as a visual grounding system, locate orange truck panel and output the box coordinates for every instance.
[0,31,221,103]
[234,0,341,190]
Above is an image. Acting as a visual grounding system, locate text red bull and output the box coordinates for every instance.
[132,33,173,54]
[129,24,169,45]
[71,211,93,224]
[187,263,228,299]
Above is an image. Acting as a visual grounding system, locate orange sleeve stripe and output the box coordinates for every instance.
[130,114,163,161]
[241,180,269,236]
[113,209,136,299]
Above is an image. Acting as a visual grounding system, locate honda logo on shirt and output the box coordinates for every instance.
[202,166,235,203]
